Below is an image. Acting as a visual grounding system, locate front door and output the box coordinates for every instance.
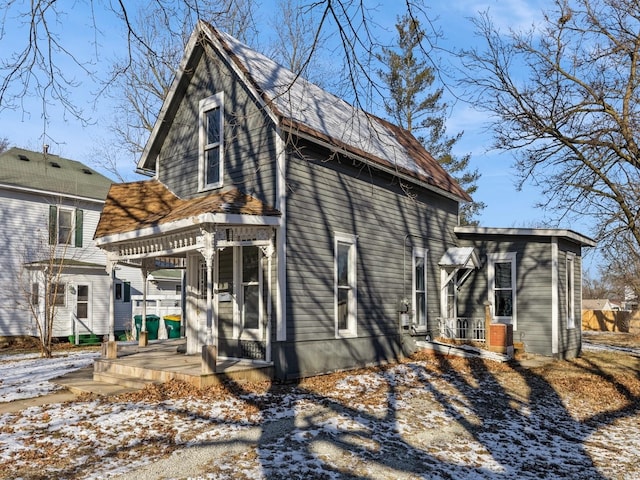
[218,246,265,359]
[75,284,91,332]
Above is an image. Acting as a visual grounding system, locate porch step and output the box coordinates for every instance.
[93,370,160,390]
[93,358,187,385]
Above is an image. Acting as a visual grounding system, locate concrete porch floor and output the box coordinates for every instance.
[94,339,274,390]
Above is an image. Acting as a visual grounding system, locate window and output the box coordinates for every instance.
[566,254,575,329]
[241,246,261,332]
[199,93,224,191]
[413,248,428,330]
[48,283,66,307]
[115,282,130,302]
[335,233,357,337]
[488,252,517,327]
[76,284,89,319]
[49,206,83,247]
[31,283,39,306]
[123,282,131,303]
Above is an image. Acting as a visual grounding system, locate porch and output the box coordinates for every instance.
[94,339,274,390]
[438,317,486,342]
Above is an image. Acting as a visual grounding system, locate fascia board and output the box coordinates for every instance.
[0,182,106,204]
[284,126,468,204]
[95,213,280,247]
[454,226,597,247]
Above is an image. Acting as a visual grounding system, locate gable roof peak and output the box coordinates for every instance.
[139,21,471,202]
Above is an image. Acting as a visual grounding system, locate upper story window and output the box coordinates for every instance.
[49,206,83,247]
[199,92,224,191]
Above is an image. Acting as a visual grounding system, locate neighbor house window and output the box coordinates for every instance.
[199,92,224,191]
[115,282,131,302]
[48,283,66,307]
[413,248,428,330]
[335,233,357,337]
[566,253,575,329]
[31,283,39,305]
[488,252,517,328]
[49,206,83,247]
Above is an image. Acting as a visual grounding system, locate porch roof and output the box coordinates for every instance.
[94,180,280,240]
[439,247,480,269]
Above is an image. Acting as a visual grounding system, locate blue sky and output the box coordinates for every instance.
[0,0,600,269]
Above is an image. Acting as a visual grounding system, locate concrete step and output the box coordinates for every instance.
[93,370,160,390]
[52,366,140,396]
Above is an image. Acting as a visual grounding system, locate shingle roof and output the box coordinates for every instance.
[139,21,471,202]
[0,147,113,200]
[94,180,280,239]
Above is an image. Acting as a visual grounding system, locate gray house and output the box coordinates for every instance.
[94,21,593,380]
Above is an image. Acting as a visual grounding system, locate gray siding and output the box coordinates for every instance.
[456,234,584,358]
[274,142,460,378]
[157,43,278,207]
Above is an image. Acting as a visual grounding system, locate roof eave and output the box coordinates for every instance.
[95,212,280,247]
[281,121,471,204]
[454,226,597,247]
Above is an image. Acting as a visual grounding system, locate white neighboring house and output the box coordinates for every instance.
[0,146,153,339]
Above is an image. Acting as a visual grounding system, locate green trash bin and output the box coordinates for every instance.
[134,314,160,340]
[164,315,182,339]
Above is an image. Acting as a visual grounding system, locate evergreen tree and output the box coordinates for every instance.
[378,15,485,225]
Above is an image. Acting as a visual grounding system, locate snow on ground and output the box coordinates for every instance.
[0,338,638,479]
[0,350,100,402]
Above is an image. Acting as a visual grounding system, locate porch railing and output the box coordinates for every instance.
[437,317,485,342]
[131,294,182,320]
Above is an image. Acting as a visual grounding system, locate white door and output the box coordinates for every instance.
[75,284,91,333]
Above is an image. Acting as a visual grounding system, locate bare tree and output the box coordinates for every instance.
[266,0,336,89]
[0,138,8,154]
[1,1,431,131]
[460,0,640,252]
[17,198,81,358]
[100,1,257,178]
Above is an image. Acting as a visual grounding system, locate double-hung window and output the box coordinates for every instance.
[49,206,83,247]
[335,233,357,338]
[488,252,517,328]
[48,283,66,307]
[199,92,224,191]
[413,248,428,330]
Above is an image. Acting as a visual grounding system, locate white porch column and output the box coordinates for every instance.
[104,256,119,358]
[106,258,117,342]
[139,259,153,346]
[198,229,216,347]
[261,243,275,363]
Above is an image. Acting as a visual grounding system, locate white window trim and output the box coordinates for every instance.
[234,246,264,341]
[566,253,576,329]
[487,252,517,330]
[49,282,67,307]
[198,92,224,192]
[74,283,91,324]
[412,247,428,331]
[334,232,358,338]
[56,207,75,245]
